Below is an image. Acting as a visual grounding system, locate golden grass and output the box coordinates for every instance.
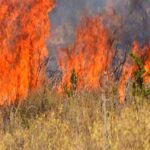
[0,90,150,150]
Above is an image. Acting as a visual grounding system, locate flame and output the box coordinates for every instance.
[58,16,114,93]
[0,0,55,105]
[119,41,150,103]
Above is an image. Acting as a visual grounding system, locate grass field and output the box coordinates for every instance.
[0,90,150,150]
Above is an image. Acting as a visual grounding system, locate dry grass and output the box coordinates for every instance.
[0,90,150,150]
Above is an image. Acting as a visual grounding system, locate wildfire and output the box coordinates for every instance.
[119,41,150,103]
[58,16,114,93]
[0,0,55,105]
[58,14,150,103]
[1,0,148,105]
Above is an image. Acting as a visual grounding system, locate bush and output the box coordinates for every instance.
[130,52,150,100]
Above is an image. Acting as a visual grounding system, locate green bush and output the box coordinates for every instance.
[130,52,150,99]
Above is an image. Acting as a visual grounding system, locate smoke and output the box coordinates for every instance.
[49,0,105,46]
[48,0,106,70]
[107,0,150,44]
[50,0,149,47]
[48,0,150,71]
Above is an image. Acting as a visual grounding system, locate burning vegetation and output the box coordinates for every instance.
[0,1,150,149]
[0,0,55,105]
[57,0,150,103]
[119,42,150,103]
[58,16,114,94]
[0,0,149,105]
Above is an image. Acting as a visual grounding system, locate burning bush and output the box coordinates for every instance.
[0,0,55,105]
[57,1,150,103]
[119,42,150,103]
[58,16,114,94]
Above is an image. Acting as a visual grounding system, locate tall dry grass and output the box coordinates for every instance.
[0,89,149,150]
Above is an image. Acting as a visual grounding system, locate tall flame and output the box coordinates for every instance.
[0,0,55,105]
[58,16,114,93]
[119,41,150,103]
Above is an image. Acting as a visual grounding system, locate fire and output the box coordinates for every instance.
[57,10,149,103]
[0,0,55,105]
[58,16,114,93]
[119,41,150,103]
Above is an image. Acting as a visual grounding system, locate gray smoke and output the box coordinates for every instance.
[48,0,106,70]
[47,0,150,71]
[108,0,150,45]
[49,0,150,47]
[49,0,105,47]
[106,0,150,80]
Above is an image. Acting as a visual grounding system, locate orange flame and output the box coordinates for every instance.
[119,41,150,103]
[58,16,114,93]
[0,0,55,105]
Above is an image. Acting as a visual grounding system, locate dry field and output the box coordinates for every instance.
[0,90,149,150]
